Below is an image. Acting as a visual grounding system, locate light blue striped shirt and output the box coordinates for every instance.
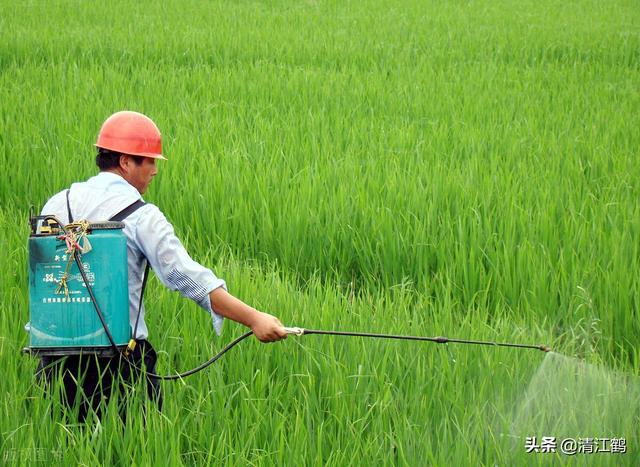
[40,172,225,339]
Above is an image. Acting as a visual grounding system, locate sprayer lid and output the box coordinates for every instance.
[88,221,125,231]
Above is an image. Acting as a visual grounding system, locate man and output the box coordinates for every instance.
[37,110,287,421]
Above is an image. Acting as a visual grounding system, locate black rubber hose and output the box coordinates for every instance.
[136,331,254,381]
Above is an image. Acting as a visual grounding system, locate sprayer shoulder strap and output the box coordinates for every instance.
[109,199,150,316]
[108,199,151,339]
[65,189,73,223]
[132,262,151,338]
[109,199,147,222]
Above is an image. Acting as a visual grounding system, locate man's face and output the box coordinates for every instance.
[122,156,158,194]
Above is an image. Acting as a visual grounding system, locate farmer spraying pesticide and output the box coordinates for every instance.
[28,111,287,422]
[25,111,551,425]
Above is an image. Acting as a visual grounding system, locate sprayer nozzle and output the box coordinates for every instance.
[539,345,551,353]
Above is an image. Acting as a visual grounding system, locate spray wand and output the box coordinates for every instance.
[284,327,551,352]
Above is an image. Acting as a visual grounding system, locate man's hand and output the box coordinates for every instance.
[249,312,288,343]
[210,287,287,343]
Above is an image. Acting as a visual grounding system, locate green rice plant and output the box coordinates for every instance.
[1,0,639,464]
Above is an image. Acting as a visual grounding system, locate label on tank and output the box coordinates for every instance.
[36,260,95,303]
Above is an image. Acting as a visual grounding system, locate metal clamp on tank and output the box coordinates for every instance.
[29,215,62,237]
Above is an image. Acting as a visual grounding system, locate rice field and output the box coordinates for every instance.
[1,0,639,464]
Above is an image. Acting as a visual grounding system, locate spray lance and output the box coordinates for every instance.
[284,327,551,351]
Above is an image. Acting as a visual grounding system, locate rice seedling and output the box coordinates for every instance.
[1,0,638,464]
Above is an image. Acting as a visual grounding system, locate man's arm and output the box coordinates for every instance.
[210,288,287,342]
[134,204,287,342]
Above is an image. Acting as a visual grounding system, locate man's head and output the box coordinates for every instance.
[95,111,165,194]
[96,148,158,194]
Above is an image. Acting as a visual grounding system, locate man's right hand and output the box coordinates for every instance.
[210,287,288,343]
[250,311,288,343]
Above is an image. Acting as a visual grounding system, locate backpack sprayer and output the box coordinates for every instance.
[26,216,130,355]
[26,213,550,381]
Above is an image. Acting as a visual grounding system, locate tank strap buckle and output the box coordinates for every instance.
[124,339,137,357]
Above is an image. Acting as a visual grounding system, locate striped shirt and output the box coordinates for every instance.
[40,171,225,339]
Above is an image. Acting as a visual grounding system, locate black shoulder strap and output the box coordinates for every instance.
[65,189,74,223]
[132,262,151,340]
[109,198,150,340]
[109,199,147,222]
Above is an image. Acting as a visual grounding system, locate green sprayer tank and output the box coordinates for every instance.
[27,218,130,355]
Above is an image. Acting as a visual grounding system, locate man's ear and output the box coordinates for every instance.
[119,155,130,173]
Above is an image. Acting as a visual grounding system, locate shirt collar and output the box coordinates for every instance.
[91,171,141,198]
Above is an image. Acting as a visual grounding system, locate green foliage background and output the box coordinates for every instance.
[1,0,638,464]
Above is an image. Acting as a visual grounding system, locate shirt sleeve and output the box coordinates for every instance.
[132,204,226,335]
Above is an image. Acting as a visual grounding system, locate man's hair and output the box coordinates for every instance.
[96,148,145,170]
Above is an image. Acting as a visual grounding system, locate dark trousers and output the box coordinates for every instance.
[36,340,163,423]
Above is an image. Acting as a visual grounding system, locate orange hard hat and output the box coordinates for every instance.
[95,111,166,160]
